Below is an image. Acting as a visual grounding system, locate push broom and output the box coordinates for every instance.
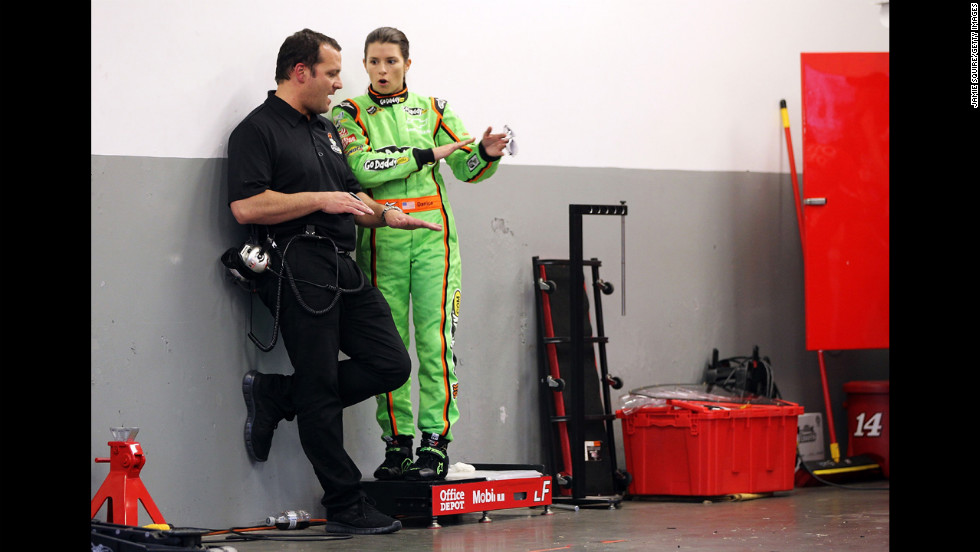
[780,99,883,486]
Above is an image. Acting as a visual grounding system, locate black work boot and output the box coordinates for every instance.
[242,370,293,462]
[373,435,414,480]
[403,433,450,481]
[324,496,402,535]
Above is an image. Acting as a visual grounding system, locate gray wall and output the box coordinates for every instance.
[91,156,887,528]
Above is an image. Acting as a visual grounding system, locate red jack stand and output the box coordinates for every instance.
[91,427,167,527]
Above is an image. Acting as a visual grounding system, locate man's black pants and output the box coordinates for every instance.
[254,235,411,514]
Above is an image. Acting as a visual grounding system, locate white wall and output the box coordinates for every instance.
[91,0,889,170]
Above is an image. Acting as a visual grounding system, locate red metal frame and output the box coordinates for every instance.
[538,264,573,492]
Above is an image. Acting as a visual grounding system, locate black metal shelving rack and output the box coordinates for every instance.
[531,203,630,507]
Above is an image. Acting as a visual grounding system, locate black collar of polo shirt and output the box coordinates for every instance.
[265,91,329,129]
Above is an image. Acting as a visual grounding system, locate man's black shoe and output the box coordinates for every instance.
[403,446,449,481]
[373,445,413,480]
[242,370,282,462]
[324,496,402,535]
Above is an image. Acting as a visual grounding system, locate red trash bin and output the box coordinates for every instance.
[843,380,889,478]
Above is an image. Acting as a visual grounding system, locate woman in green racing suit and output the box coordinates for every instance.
[331,26,509,481]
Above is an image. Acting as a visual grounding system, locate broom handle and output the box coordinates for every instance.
[817,350,841,463]
[784,101,841,462]
[780,100,805,250]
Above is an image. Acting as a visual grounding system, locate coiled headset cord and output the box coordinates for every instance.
[248,232,364,352]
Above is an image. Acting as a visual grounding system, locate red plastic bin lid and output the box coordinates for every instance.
[842,380,889,394]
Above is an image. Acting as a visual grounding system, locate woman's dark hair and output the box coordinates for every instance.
[363,26,410,61]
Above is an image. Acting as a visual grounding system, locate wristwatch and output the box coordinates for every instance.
[381,202,403,226]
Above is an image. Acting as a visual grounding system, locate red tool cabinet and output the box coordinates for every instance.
[800,52,889,351]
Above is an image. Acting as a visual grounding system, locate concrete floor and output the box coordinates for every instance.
[194,480,890,551]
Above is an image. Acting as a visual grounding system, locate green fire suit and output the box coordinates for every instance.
[331,87,501,445]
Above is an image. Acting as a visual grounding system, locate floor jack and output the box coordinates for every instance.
[531,203,631,508]
[91,427,210,551]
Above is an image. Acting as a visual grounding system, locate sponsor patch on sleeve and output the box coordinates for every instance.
[364,157,410,171]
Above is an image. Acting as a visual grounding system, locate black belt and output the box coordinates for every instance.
[271,223,320,236]
[270,224,331,240]
[272,225,351,255]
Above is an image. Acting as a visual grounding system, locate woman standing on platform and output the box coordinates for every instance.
[331,26,510,481]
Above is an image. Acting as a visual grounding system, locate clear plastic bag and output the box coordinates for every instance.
[618,383,783,416]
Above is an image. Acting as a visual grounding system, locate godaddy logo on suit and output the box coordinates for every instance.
[363,157,409,171]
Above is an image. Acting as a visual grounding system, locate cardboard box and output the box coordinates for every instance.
[796,412,825,463]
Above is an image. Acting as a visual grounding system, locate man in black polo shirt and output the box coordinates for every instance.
[226,28,474,535]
